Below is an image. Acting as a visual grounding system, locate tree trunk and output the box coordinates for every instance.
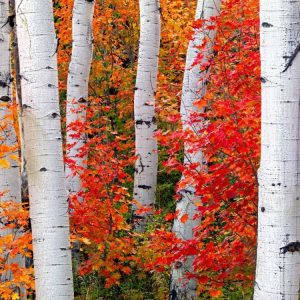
[170,1,220,299]
[133,0,161,231]
[15,1,74,298]
[66,0,95,197]
[0,0,24,288]
[254,1,300,299]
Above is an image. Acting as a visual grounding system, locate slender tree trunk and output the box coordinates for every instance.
[133,0,160,231]
[254,1,300,299]
[0,0,24,288]
[10,0,31,273]
[15,1,74,298]
[170,1,220,299]
[66,0,94,197]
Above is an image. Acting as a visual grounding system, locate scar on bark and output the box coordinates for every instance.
[0,96,11,102]
[1,14,15,29]
[170,288,177,300]
[280,241,300,254]
[138,185,151,190]
[0,80,8,88]
[282,43,300,73]
[137,156,145,173]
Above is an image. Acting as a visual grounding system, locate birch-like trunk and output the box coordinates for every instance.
[133,0,160,231]
[66,0,94,196]
[254,1,300,299]
[170,1,220,299]
[0,0,24,288]
[15,1,74,298]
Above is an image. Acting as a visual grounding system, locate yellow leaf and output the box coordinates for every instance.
[81,237,91,245]
[11,293,20,300]
[9,154,19,162]
[0,159,10,169]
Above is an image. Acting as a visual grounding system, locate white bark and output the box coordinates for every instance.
[66,0,94,196]
[170,1,220,299]
[0,0,24,288]
[133,0,161,231]
[254,1,300,299]
[15,1,74,299]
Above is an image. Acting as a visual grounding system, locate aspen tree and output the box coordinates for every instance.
[15,1,74,298]
[254,1,300,299]
[0,0,23,286]
[170,0,221,299]
[66,0,95,197]
[133,0,161,231]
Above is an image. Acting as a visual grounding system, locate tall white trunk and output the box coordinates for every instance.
[254,1,300,299]
[0,0,23,287]
[15,1,74,299]
[133,0,160,231]
[170,1,220,299]
[66,0,94,196]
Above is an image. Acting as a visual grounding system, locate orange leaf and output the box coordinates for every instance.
[209,289,223,298]
[180,214,189,223]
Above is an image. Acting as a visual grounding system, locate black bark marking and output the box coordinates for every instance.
[133,215,145,220]
[261,22,273,28]
[39,167,47,172]
[260,77,266,83]
[170,289,178,300]
[78,97,87,103]
[0,80,8,88]
[135,119,144,125]
[51,112,59,118]
[174,261,183,269]
[280,241,300,254]
[138,185,151,190]
[179,188,193,195]
[261,207,265,212]
[1,14,15,29]
[282,43,300,73]
[0,96,11,102]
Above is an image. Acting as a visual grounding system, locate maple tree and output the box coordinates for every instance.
[150,0,260,297]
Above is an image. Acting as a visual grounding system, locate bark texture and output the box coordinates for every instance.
[15,1,74,298]
[66,0,95,197]
[0,0,23,286]
[133,0,161,231]
[170,0,220,299]
[254,1,300,299]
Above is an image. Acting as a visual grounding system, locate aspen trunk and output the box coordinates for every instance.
[66,0,94,196]
[170,1,220,299]
[254,1,300,299]
[133,0,160,231]
[15,1,74,298]
[0,0,24,289]
[0,0,20,203]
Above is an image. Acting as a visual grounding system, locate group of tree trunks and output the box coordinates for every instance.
[0,0,300,299]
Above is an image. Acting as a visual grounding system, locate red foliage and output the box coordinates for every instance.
[153,0,260,295]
